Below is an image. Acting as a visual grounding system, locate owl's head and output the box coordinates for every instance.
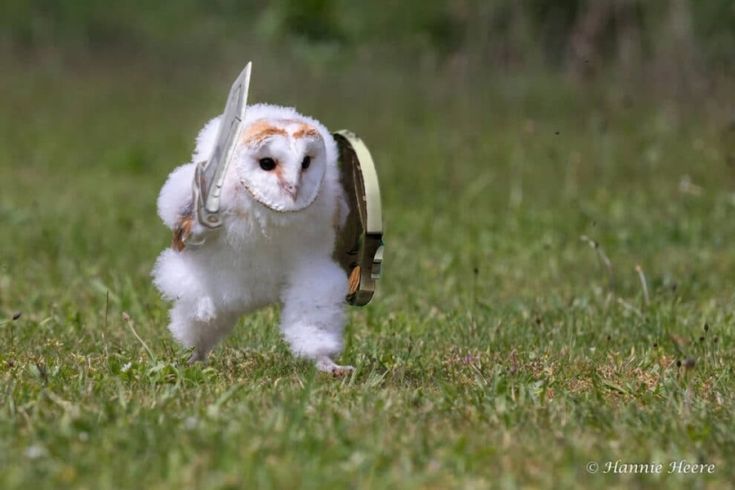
[232,106,333,213]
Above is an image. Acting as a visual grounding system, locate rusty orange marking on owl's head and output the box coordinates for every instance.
[241,119,288,146]
[293,123,321,139]
[292,124,320,140]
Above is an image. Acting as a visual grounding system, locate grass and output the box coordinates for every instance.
[1,51,734,489]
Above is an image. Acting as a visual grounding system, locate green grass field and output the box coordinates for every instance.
[1,53,734,489]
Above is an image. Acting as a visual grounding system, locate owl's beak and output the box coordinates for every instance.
[281,182,299,201]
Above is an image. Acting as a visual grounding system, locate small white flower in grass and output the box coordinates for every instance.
[121,362,132,373]
[25,444,47,459]
[184,416,199,430]
[342,451,366,470]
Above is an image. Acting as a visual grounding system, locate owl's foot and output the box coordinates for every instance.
[188,349,207,364]
[195,296,217,323]
[315,356,355,377]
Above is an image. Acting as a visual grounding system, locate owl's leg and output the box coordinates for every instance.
[154,249,237,361]
[168,299,237,363]
[280,257,352,375]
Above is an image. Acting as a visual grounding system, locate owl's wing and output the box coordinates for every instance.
[157,114,233,254]
[193,117,222,164]
[157,162,196,230]
[333,184,350,231]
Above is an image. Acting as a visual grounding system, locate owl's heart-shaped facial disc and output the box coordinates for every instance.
[234,119,327,212]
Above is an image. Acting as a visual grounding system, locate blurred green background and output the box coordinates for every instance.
[2,0,734,81]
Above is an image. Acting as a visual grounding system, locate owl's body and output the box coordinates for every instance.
[152,104,351,373]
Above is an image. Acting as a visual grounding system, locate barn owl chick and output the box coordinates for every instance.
[152,104,352,374]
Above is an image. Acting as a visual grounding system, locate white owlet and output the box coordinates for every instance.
[152,103,353,374]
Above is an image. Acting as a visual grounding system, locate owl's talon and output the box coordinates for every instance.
[188,350,207,364]
[316,356,354,376]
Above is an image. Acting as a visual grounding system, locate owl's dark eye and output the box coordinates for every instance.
[301,156,311,170]
[259,157,276,171]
